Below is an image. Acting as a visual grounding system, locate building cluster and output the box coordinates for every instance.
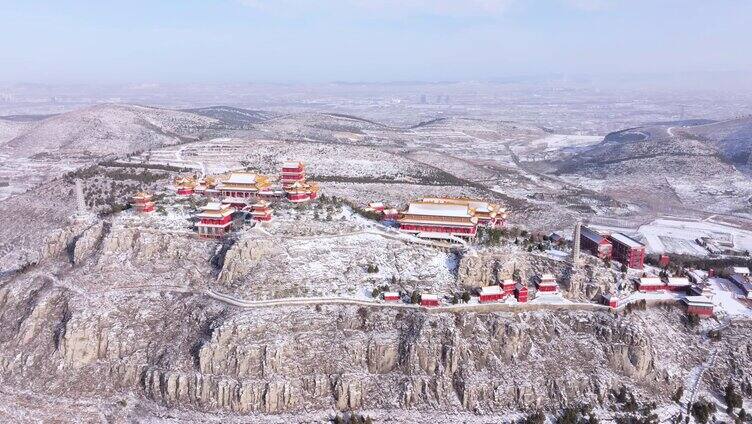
[150,161,320,238]
[631,273,717,317]
[174,162,319,204]
[396,197,507,240]
[636,276,691,293]
[729,267,752,299]
[579,225,646,269]
[695,234,737,255]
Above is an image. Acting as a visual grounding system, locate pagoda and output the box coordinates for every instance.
[281,161,306,189]
[249,200,273,222]
[195,202,235,238]
[285,180,319,203]
[194,176,217,195]
[132,192,156,213]
[174,177,196,196]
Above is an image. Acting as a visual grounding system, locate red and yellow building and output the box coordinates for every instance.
[216,172,272,198]
[285,180,319,203]
[281,161,319,203]
[195,176,217,195]
[397,197,507,240]
[249,200,273,222]
[397,201,478,238]
[174,177,196,196]
[281,161,306,189]
[131,192,155,213]
[419,198,507,228]
[196,202,235,238]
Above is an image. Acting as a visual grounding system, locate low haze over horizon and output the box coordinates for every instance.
[1,0,751,87]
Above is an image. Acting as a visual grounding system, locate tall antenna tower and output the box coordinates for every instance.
[75,179,87,215]
[572,221,582,266]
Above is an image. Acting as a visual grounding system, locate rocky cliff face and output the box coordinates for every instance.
[0,216,743,421]
[457,248,617,300]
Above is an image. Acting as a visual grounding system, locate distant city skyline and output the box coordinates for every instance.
[0,0,750,87]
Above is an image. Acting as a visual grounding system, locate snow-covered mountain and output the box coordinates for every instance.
[182,106,277,127]
[545,122,752,216]
[4,103,221,157]
[680,116,752,165]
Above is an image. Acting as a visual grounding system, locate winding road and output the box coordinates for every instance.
[205,288,611,313]
[174,145,206,177]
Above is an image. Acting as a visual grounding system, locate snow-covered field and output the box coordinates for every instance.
[591,217,752,255]
[638,218,752,254]
[708,277,752,317]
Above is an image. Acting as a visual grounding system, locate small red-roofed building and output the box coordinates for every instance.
[383,292,400,302]
[132,192,155,213]
[536,274,558,293]
[683,296,714,317]
[602,294,619,309]
[479,285,503,303]
[637,277,666,292]
[420,294,440,307]
[515,284,528,303]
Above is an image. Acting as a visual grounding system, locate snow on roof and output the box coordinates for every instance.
[224,173,260,184]
[383,291,400,298]
[419,197,499,213]
[201,202,226,211]
[407,202,471,218]
[282,161,302,168]
[667,277,690,286]
[221,197,247,203]
[581,226,609,244]
[733,267,750,274]
[402,219,475,228]
[481,285,502,295]
[639,277,665,286]
[683,295,713,307]
[421,294,439,301]
[609,232,644,249]
[502,278,515,286]
[730,274,752,292]
[540,273,556,281]
[466,200,491,212]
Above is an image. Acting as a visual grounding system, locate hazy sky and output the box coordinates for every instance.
[1,0,750,84]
